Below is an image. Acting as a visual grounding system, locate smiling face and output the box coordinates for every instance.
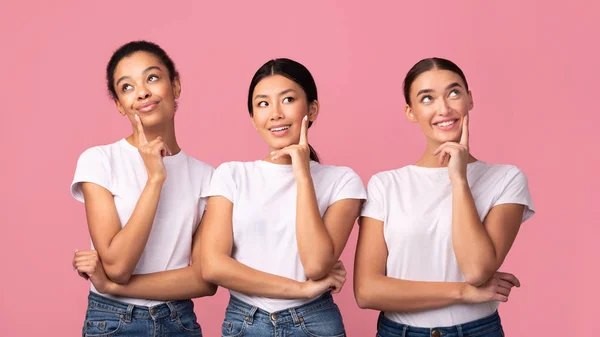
[112,51,181,128]
[250,74,319,151]
[405,68,473,146]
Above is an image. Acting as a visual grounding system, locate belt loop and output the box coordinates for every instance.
[125,304,134,323]
[402,325,408,337]
[166,302,178,320]
[289,307,301,326]
[245,306,258,325]
[457,324,464,337]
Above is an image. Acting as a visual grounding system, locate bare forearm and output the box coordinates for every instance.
[105,266,216,301]
[103,180,164,280]
[355,275,465,312]
[295,177,335,279]
[452,181,497,285]
[203,254,306,299]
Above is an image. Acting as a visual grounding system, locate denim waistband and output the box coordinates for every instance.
[378,311,501,337]
[87,291,194,322]
[226,292,336,326]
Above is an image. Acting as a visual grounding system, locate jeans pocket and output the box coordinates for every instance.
[83,308,124,337]
[176,308,203,335]
[221,310,247,337]
[300,305,346,337]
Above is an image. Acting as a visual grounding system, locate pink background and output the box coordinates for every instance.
[1,1,598,336]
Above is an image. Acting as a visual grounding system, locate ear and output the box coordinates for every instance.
[172,76,181,99]
[115,99,126,116]
[467,90,474,110]
[250,114,258,130]
[405,104,417,123]
[308,100,320,122]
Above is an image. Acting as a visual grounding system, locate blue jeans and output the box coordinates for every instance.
[222,292,346,337]
[82,291,202,337]
[377,311,504,337]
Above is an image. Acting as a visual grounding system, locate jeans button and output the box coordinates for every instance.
[432,330,441,337]
[270,313,278,320]
[150,308,157,315]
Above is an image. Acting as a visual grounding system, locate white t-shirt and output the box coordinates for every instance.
[207,160,366,312]
[361,161,534,327]
[70,138,213,307]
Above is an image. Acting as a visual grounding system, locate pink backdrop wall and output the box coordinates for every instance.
[1,1,598,336]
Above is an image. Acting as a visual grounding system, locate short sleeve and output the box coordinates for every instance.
[494,166,535,223]
[70,147,112,203]
[198,164,215,214]
[329,168,367,205]
[206,163,236,203]
[360,174,386,222]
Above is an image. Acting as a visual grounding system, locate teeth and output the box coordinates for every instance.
[270,126,290,132]
[437,120,456,127]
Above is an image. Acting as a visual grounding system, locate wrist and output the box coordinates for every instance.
[147,176,166,185]
[295,173,313,185]
[456,283,468,304]
[297,281,311,299]
[450,176,469,187]
[104,281,119,295]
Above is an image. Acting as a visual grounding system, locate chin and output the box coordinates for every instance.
[266,139,292,150]
[432,133,460,144]
[143,112,172,124]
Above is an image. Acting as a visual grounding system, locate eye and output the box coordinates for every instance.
[421,95,433,104]
[449,89,460,97]
[258,101,268,107]
[122,84,133,92]
[148,74,159,82]
[283,97,294,103]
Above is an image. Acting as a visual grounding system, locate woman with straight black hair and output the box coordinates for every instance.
[200,58,366,337]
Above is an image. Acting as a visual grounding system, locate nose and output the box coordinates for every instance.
[136,84,151,100]
[437,97,450,115]
[270,102,284,120]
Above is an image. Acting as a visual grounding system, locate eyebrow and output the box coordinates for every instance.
[416,82,463,96]
[115,66,163,87]
[254,88,296,100]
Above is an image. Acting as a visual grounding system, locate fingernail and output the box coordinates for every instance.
[270,151,276,155]
[135,114,140,121]
[304,115,308,121]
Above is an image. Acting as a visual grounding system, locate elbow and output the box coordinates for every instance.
[304,262,330,281]
[304,252,338,280]
[104,264,132,285]
[200,256,222,285]
[192,264,218,297]
[463,268,494,287]
[202,283,218,297]
[354,283,376,309]
[461,252,502,286]
[106,270,131,285]
[193,279,218,298]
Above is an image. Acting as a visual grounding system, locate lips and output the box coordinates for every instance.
[434,119,457,127]
[269,125,291,132]
[136,101,159,112]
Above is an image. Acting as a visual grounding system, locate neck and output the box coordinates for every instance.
[127,122,181,155]
[262,153,293,165]
[261,145,294,164]
[414,139,477,168]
